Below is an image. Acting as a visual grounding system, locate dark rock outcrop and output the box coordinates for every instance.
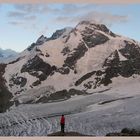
[64,42,88,69]
[10,76,27,87]
[82,30,109,48]
[48,131,90,136]
[106,128,140,136]
[0,64,13,113]
[75,71,96,86]
[56,67,70,74]
[36,89,86,103]
[49,28,72,40]
[78,21,116,37]
[27,35,48,51]
[21,55,57,80]
[61,46,71,56]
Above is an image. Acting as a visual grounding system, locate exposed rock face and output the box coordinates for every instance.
[0,64,13,113]
[9,57,21,64]
[49,28,72,40]
[64,42,88,69]
[61,47,71,56]
[10,76,27,88]
[50,29,67,40]
[78,20,116,37]
[119,41,140,59]
[36,89,86,103]
[101,41,140,82]
[27,35,48,51]
[36,35,48,45]
[106,128,140,136]
[82,28,109,48]
[48,131,90,136]
[56,67,70,74]
[75,71,96,86]
[21,55,57,80]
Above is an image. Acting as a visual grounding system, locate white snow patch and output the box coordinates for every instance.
[117,50,127,61]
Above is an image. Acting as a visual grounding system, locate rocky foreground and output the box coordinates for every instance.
[48,128,140,136]
[48,131,93,136]
[106,128,140,136]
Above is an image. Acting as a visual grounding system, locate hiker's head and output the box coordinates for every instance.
[62,114,64,117]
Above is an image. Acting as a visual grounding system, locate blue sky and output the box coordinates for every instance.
[0,4,140,52]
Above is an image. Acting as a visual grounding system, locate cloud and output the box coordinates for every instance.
[14,4,45,13]
[52,10,128,27]
[0,0,139,3]
[7,4,129,36]
[60,4,81,14]
[8,21,24,25]
[11,4,60,16]
[49,4,128,27]
[7,4,44,19]
[8,11,37,21]
[7,4,46,32]
[47,4,98,15]
[7,4,62,36]
[8,11,27,18]
[77,11,128,26]
[7,4,59,22]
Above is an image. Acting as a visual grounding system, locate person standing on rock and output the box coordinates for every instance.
[60,114,65,133]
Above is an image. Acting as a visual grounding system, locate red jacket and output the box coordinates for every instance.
[60,116,65,124]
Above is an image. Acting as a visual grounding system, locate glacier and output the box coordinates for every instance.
[0,77,140,136]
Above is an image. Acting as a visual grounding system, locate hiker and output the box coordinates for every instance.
[60,114,65,133]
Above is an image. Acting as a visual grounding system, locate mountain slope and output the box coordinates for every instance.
[2,20,140,105]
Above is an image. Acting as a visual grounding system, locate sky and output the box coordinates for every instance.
[0,3,140,52]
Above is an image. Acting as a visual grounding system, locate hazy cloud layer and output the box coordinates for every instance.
[52,5,128,26]
[7,4,48,34]
[8,21,24,25]
[73,11,128,26]
[0,0,139,3]
[7,4,129,35]
[0,4,2,10]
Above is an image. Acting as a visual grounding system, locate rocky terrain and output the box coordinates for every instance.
[48,128,140,136]
[48,131,89,136]
[0,63,13,112]
[106,128,140,136]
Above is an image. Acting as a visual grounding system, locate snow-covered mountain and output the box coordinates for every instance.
[0,48,18,63]
[1,20,140,109]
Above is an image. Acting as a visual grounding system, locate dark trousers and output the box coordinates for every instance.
[61,123,65,133]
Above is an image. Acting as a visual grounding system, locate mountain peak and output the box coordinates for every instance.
[76,20,116,37]
[49,27,73,40]
[27,35,48,51]
[77,20,106,29]
[78,20,99,26]
[36,35,48,45]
